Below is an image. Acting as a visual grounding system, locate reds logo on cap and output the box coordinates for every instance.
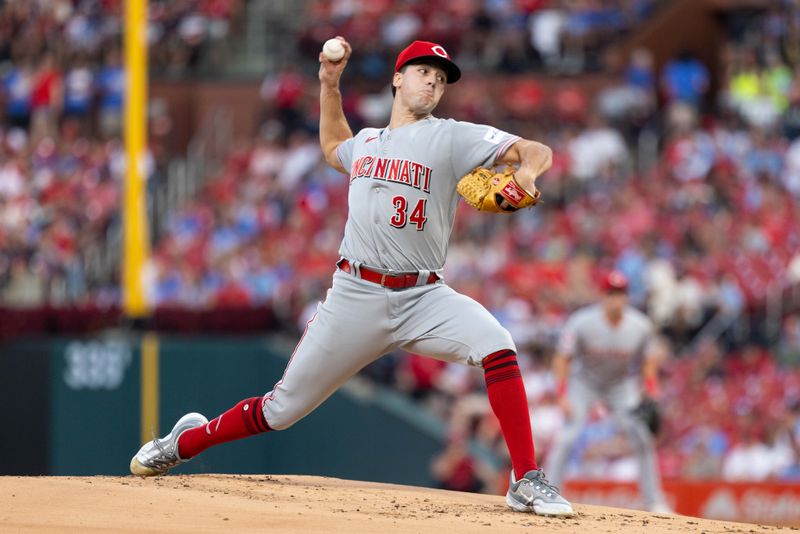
[395,40,461,83]
[431,45,448,58]
[603,271,629,292]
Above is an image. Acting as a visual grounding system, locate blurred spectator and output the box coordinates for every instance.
[778,314,800,367]
[598,48,656,127]
[30,52,63,138]
[721,419,773,481]
[62,55,95,132]
[528,6,565,73]
[430,431,487,493]
[725,48,761,117]
[2,256,46,307]
[566,113,629,181]
[625,47,656,94]
[725,48,788,129]
[782,67,800,139]
[780,404,800,480]
[96,48,124,139]
[763,50,793,114]
[781,134,800,195]
[680,422,727,480]
[260,66,309,136]
[660,50,710,109]
[396,353,447,401]
[3,58,33,130]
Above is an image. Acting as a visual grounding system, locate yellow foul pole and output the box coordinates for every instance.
[140,332,160,444]
[123,0,150,319]
[125,0,159,440]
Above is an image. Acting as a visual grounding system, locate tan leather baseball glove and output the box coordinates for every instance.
[456,167,541,213]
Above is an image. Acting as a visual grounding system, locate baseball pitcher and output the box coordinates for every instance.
[130,37,574,516]
[544,271,671,513]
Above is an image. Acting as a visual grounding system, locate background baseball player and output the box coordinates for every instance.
[544,270,671,513]
[130,37,575,517]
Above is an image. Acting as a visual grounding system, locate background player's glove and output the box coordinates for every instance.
[631,396,662,436]
[456,167,541,213]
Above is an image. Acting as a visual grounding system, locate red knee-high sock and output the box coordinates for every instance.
[483,350,537,480]
[177,396,271,459]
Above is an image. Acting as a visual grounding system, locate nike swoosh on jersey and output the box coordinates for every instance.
[366,136,378,142]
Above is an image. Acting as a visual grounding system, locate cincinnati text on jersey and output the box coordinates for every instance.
[350,156,433,193]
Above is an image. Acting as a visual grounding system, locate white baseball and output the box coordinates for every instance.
[322,38,345,62]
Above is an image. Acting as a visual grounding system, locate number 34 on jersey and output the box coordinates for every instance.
[390,196,427,231]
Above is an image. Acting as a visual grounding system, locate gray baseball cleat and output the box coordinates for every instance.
[506,468,576,517]
[649,502,674,514]
[129,412,208,476]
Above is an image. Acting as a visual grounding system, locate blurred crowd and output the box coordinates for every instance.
[0,0,243,306]
[297,0,664,76]
[0,0,243,81]
[1,0,800,488]
[0,130,127,307]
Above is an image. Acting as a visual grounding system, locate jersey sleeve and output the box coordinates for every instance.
[335,137,355,174]
[557,315,580,359]
[449,120,521,178]
[641,320,662,360]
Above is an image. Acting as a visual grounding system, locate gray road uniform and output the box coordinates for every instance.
[544,303,667,508]
[262,117,521,430]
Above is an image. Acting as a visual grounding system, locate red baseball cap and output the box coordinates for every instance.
[602,270,629,292]
[395,40,461,84]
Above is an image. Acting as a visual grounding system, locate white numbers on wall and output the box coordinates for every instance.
[63,341,133,390]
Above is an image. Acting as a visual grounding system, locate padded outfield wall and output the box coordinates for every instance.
[0,334,442,486]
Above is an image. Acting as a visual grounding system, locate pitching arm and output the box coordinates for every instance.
[319,36,354,173]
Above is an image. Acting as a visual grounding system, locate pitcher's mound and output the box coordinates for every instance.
[0,474,792,533]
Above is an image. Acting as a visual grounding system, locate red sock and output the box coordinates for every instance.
[177,396,271,459]
[483,350,537,480]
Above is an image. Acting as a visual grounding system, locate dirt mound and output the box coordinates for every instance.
[0,475,793,533]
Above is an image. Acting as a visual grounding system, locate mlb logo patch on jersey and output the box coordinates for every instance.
[483,127,503,144]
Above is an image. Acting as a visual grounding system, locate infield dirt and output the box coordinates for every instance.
[0,474,795,533]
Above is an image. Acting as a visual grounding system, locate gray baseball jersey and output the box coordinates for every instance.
[261,117,520,431]
[557,303,657,388]
[336,117,520,272]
